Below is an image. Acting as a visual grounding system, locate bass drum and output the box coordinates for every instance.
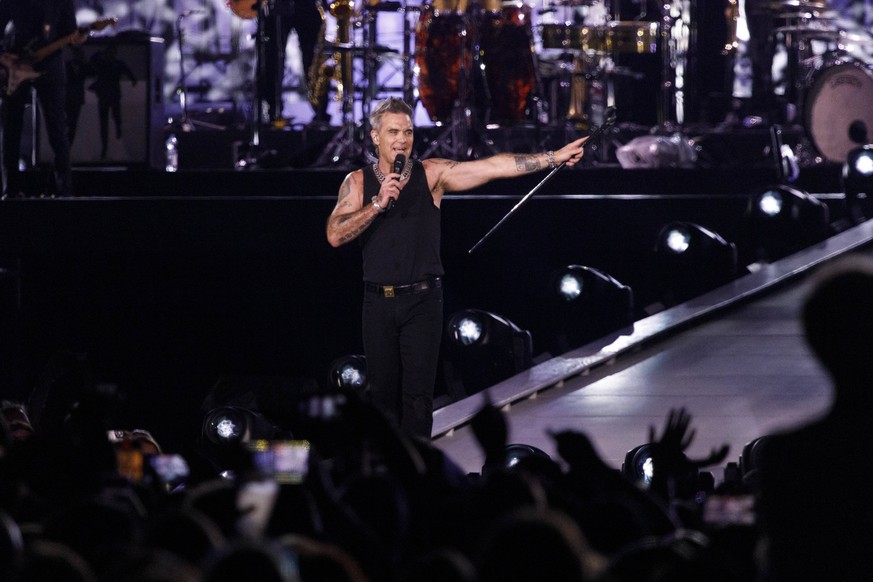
[415,3,472,123]
[804,55,873,163]
[475,1,539,122]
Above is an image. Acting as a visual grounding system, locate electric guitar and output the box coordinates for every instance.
[0,17,117,96]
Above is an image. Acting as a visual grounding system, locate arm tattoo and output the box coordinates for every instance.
[337,176,353,202]
[338,222,370,244]
[514,154,540,173]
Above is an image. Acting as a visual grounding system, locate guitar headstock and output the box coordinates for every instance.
[89,17,118,33]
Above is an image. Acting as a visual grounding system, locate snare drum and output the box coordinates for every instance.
[415,3,472,122]
[476,1,539,122]
[604,21,659,54]
[804,54,873,163]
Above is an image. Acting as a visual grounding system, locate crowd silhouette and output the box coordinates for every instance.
[2,253,872,581]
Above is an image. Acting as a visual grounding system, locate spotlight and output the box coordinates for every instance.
[502,443,552,470]
[745,185,830,262]
[543,265,634,355]
[621,443,698,492]
[327,355,368,395]
[202,406,282,446]
[482,443,553,476]
[621,443,656,488]
[442,309,533,400]
[653,222,738,307]
[843,144,873,223]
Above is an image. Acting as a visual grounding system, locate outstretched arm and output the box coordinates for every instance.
[425,136,588,196]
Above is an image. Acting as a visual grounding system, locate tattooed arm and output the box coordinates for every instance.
[326,170,379,247]
[424,136,589,196]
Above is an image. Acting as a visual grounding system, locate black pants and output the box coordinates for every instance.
[2,57,72,197]
[257,0,323,122]
[362,285,443,440]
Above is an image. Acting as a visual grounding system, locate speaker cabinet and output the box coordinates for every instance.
[40,32,165,169]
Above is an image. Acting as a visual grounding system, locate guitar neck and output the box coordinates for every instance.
[30,29,82,65]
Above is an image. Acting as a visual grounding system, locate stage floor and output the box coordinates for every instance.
[432,218,873,476]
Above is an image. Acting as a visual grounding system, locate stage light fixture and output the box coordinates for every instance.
[482,443,553,476]
[542,265,634,355]
[442,309,533,400]
[327,354,368,395]
[843,144,873,223]
[653,222,738,306]
[502,443,552,470]
[739,435,771,485]
[745,184,830,262]
[202,406,282,446]
[621,443,655,487]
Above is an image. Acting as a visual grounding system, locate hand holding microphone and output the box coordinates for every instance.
[385,154,406,212]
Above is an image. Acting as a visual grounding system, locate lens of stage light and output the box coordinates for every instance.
[853,150,873,176]
[207,408,246,443]
[665,228,691,254]
[454,316,483,346]
[758,190,783,217]
[339,364,364,389]
[558,273,583,301]
[641,456,654,485]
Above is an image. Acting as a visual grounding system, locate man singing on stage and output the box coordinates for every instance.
[326,97,587,440]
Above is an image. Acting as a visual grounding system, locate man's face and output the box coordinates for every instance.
[371,112,413,163]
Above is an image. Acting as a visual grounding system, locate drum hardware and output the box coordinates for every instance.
[802,55,873,163]
[313,43,375,167]
[171,11,225,132]
[358,2,414,132]
[235,0,278,170]
[770,17,843,118]
[313,0,382,167]
[658,2,681,129]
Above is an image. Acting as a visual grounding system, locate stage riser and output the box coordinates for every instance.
[0,193,846,447]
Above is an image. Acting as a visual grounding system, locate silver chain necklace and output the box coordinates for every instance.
[373,158,412,183]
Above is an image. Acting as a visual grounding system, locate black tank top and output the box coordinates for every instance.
[360,160,443,284]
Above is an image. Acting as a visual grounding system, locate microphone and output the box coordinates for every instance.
[386,154,405,212]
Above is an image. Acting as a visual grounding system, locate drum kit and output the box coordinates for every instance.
[311,0,667,162]
[753,0,873,162]
[413,0,662,131]
[312,0,873,164]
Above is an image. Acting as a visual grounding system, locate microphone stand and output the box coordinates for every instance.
[468,107,617,254]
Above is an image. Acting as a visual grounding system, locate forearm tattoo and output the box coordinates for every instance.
[337,219,371,245]
[515,154,540,173]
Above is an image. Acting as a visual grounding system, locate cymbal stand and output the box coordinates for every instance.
[655,0,688,132]
[172,12,225,132]
[314,45,371,167]
[235,0,273,169]
[402,3,416,107]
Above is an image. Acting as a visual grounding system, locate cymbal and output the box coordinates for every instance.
[322,42,397,54]
[750,0,828,14]
[774,25,841,38]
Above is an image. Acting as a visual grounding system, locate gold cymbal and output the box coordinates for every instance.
[751,0,828,14]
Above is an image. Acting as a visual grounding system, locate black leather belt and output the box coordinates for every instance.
[364,277,441,298]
